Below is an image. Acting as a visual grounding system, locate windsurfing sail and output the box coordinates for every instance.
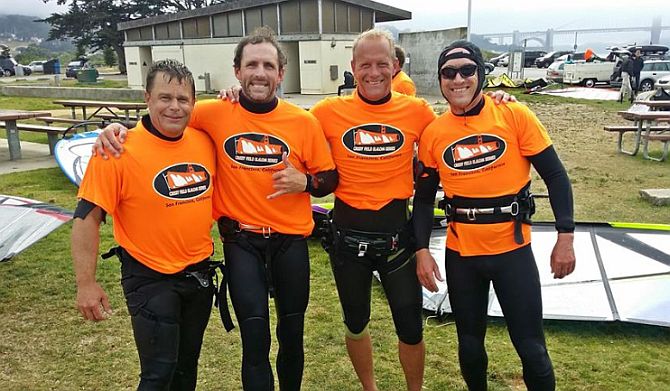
[310,203,670,328]
[0,195,72,261]
[425,222,670,328]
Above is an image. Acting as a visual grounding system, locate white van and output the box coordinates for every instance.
[562,61,617,87]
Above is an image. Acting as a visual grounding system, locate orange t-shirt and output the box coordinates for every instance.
[190,99,335,236]
[78,122,216,274]
[418,95,552,256]
[392,71,417,96]
[310,91,436,210]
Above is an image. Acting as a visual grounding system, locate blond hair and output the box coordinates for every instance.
[352,28,395,58]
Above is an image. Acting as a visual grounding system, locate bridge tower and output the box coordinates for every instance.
[651,16,662,44]
[545,29,554,51]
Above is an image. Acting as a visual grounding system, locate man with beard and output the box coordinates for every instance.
[94,27,338,391]
[412,40,576,391]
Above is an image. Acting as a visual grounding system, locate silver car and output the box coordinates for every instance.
[638,60,670,92]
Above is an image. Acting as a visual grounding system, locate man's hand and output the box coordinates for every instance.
[92,123,129,159]
[486,90,517,104]
[267,153,307,199]
[217,85,242,103]
[76,281,112,321]
[550,232,576,279]
[416,248,443,292]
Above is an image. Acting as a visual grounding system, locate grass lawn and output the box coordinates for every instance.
[0,94,669,390]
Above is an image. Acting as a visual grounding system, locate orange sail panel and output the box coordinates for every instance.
[354,127,399,146]
[452,137,500,162]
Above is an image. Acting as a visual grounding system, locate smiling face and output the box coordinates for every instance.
[439,48,482,114]
[144,72,194,138]
[351,36,395,102]
[235,42,284,104]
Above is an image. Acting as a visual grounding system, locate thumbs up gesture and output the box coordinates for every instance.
[267,152,307,199]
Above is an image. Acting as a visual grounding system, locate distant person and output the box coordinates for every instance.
[338,70,356,96]
[618,55,634,103]
[631,49,645,95]
[72,59,218,390]
[392,45,417,96]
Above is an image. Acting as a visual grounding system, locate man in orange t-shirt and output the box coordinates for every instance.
[310,29,435,391]
[413,41,576,391]
[391,45,417,96]
[94,28,337,391]
[72,60,217,390]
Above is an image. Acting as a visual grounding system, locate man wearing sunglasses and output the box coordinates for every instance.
[413,40,576,391]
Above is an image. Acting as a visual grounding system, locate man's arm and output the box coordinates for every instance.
[528,146,576,279]
[71,203,112,321]
[412,164,443,292]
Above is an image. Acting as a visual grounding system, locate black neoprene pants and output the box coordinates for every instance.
[120,255,214,391]
[224,235,310,391]
[445,244,555,391]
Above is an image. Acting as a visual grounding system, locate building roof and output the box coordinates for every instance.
[117,0,410,31]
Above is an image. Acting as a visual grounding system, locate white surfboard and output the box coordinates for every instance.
[54,130,101,186]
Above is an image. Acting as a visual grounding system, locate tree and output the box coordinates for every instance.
[103,47,117,67]
[41,1,228,74]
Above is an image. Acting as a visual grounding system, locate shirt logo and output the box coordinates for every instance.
[153,163,211,200]
[224,133,290,167]
[341,123,405,156]
[443,134,506,171]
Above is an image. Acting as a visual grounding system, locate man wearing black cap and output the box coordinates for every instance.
[412,40,576,391]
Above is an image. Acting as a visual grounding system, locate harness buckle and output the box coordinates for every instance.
[466,208,477,221]
[262,226,272,238]
[357,242,369,257]
[390,234,399,251]
[510,201,519,216]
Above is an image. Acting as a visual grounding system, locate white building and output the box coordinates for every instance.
[118,0,410,94]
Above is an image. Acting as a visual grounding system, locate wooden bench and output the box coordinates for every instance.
[603,125,670,156]
[0,121,68,154]
[93,112,139,127]
[641,132,670,162]
[604,125,667,133]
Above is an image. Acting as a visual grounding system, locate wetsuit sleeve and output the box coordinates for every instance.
[528,146,575,233]
[73,198,107,221]
[306,169,338,197]
[413,165,440,249]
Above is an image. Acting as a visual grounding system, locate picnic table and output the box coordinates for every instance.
[615,110,670,160]
[0,109,51,160]
[52,99,147,122]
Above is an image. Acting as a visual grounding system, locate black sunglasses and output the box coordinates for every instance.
[440,64,478,79]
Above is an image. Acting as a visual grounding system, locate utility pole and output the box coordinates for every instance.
[466,0,472,41]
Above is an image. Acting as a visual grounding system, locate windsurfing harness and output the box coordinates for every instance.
[217,216,302,298]
[102,246,235,331]
[438,182,535,245]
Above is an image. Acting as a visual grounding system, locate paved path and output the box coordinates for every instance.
[0,138,56,175]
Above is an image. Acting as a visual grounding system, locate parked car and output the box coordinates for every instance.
[27,60,46,73]
[498,54,510,67]
[523,50,547,67]
[65,59,98,78]
[557,52,585,62]
[638,59,670,92]
[546,61,565,83]
[656,74,670,90]
[489,52,508,67]
[535,51,573,68]
[484,62,494,75]
[0,56,32,76]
